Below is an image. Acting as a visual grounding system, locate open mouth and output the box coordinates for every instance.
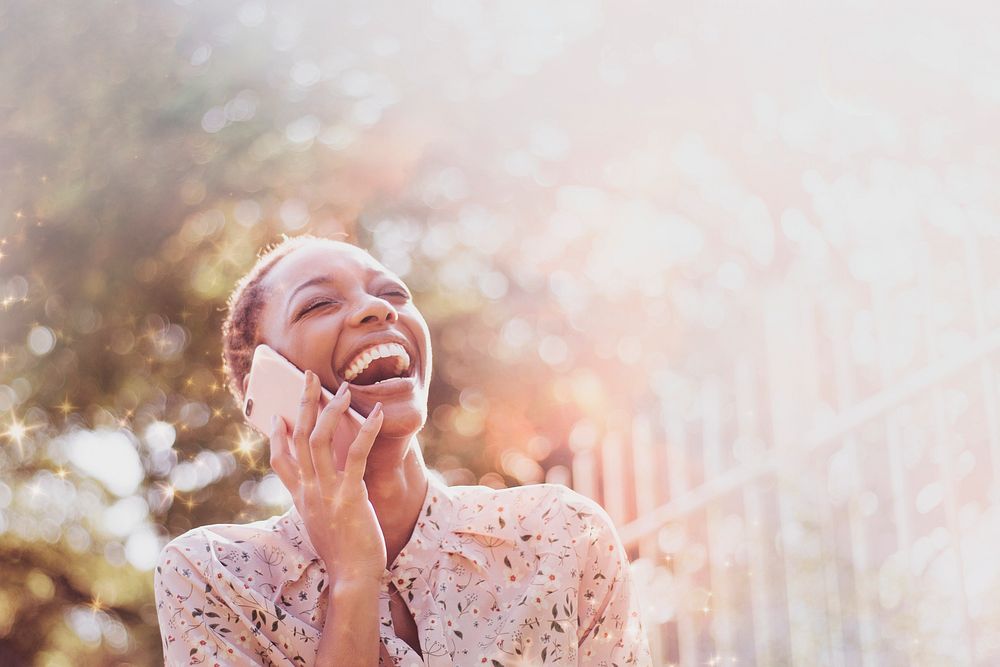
[338,342,414,387]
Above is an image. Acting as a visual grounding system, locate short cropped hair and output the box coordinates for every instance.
[220,233,352,411]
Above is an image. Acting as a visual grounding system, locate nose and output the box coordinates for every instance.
[349,293,398,326]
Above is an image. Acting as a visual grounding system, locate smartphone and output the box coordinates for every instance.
[243,344,365,464]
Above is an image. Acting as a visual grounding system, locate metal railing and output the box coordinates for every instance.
[572,228,1000,666]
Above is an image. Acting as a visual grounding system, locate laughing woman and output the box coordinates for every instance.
[154,235,651,666]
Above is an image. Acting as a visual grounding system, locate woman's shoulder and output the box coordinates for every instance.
[448,480,602,509]
[157,508,300,570]
[446,481,615,539]
[448,483,597,506]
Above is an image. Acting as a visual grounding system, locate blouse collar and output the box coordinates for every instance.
[277,472,520,584]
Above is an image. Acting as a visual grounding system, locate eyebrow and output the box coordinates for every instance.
[283,275,341,322]
[288,275,339,302]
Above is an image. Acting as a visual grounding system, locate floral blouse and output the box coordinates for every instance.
[154,472,651,666]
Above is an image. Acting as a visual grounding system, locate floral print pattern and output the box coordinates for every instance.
[154,473,651,666]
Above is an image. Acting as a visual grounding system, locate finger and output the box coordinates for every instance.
[269,415,301,494]
[292,370,320,484]
[310,381,350,482]
[331,423,347,473]
[344,402,383,484]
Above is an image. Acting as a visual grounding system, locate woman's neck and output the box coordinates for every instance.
[363,435,429,567]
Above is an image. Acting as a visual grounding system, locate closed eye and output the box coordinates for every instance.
[296,298,337,319]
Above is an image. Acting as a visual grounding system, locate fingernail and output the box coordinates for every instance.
[371,402,383,418]
[306,369,314,384]
[270,414,278,431]
[336,381,348,397]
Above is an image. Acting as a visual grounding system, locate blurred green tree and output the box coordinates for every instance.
[0,1,593,663]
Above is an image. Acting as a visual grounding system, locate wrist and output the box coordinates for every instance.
[330,572,382,596]
[320,556,384,588]
[327,576,380,626]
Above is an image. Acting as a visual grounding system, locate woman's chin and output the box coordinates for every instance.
[374,403,426,440]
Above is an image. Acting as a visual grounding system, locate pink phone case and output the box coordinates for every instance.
[243,343,364,448]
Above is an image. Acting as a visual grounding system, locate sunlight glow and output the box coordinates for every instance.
[61,429,144,497]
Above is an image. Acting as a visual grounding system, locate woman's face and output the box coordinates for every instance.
[253,242,432,439]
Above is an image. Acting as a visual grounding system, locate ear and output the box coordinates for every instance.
[242,374,250,396]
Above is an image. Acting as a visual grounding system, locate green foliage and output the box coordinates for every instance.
[1,1,599,662]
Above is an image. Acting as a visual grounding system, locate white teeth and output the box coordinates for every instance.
[342,342,411,381]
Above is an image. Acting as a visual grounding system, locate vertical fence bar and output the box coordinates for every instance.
[742,478,770,667]
[928,378,977,664]
[870,283,916,666]
[601,428,628,527]
[826,290,879,667]
[733,359,768,667]
[701,377,736,663]
[664,397,698,667]
[765,283,827,665]
[919,238,977,665]
[630,413,665,661]
[961,228,1000,483]
[819,468,847,667]
[631,413,660,559]
[961,223,998,666]
[572,447,599,503]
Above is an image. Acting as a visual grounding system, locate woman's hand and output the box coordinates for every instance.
[269,369,387,585]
